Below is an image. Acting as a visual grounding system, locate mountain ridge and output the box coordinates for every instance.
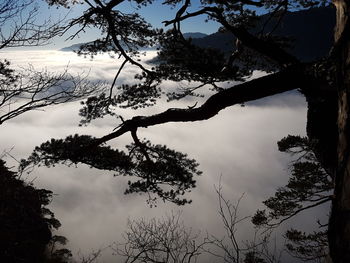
[60,32,208,52]
[60,6,335,62]
[191,6,335,62]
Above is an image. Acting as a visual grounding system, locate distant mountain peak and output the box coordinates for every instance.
[183,32,207,39]
[60,42,86,52]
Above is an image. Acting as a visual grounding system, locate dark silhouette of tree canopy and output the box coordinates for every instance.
[0,160,72,263]
[21,134,200,205]
[19,0,350,262]
[0,1,91,261]
[252,135,332,261]
[253,135,333,228]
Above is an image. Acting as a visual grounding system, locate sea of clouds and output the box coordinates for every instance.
[0,50,328,262]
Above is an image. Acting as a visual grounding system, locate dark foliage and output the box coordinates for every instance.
[285,229,328,261]
[0,160,71,263]
[244,251,267,263]
[252,135,332,261]
[0,59,18,86]
[21,134,201,205]
[155,30,248,83]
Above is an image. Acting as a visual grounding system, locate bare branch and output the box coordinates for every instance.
[0,0,66,49]
[0,65,105,124]
[266,197,332,229]
[113,211,208,263]
[109,59,128,98]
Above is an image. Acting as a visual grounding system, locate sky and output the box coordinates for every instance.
[0,49,330,262]
[28,0,221,50]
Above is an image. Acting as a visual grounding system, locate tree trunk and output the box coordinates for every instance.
[329,1,350,262]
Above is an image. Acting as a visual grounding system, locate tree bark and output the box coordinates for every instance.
[95,65,309,145]
[329,0,350,262]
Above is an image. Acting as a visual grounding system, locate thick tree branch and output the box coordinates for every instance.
[95,65,310,145]
[173,0,190,32]
[105,0,125,10]
[109,59,127,98]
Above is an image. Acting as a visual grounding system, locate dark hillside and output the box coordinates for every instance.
[191,6,335,62]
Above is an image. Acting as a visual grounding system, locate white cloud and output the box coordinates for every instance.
[0,50,325,263]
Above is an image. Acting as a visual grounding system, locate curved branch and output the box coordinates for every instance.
[105,0,125,10]
[162,7,217,27]
[109,59,127,98]
[267,197,332,229]
[95,65,310,145]
[174,0,190,32]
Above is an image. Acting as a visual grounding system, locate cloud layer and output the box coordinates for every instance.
[0,50,326,262]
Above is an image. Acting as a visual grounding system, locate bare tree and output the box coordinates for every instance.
[0,0,62,48]
[0,0,102,125]
[77,248,104,263]
[0,65,104,125]
[113,183,284,263]
[113,211,208,263]
[205,184,283,263]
